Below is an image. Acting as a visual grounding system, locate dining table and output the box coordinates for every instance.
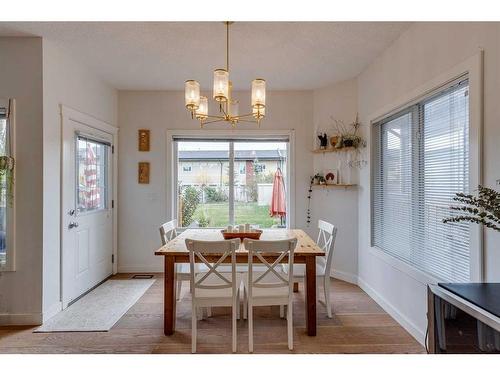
[154,228,325,336]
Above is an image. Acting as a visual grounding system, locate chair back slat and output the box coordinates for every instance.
[159,219,178,245]
[316,220,337,274]
[185,239,240,292]
[244,238,297,291]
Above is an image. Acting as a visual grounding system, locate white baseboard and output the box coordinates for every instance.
[0,312,42,326]
[43,301,63,322]
[331,269,358,284]
[357,277,426,346]
[117,264,163,273]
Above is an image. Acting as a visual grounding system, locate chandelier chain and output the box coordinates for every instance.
[226,21,230,72]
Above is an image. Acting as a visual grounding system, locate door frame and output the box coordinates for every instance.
[60,105,118,308]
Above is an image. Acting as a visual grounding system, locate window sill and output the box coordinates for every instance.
[368,245,440,286]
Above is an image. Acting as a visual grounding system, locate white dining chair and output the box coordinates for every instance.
[243,238,297,352]
[282,219,337,318]
[159,219,208,301]
[185,238,242,353]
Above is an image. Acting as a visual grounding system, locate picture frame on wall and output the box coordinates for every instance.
[138,129,150,151]
[138,162,150,184]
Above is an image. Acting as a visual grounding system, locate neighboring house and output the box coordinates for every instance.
[178,149,285,202]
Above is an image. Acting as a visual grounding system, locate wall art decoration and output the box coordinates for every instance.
[138,162,150,184]
[138,129,150,151]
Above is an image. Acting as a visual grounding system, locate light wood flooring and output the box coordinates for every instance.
[0,274,424,354]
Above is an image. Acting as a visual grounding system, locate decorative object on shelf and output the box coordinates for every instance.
[311,183,356,188]
[0,99,15,206]
[306,177,314,226]
[312,172,326,185]
[330,135,340,148]
[317,133,328,150]
[324,169,339,185]
[443,185,500,232]
[138,162,150,184]
[348,159,368,169]
[342,135,355,148]
[184,22,266,128]
[138,129,150,151]
[329,114,366,150]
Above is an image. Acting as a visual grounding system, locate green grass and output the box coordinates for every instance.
[193,202,281,228]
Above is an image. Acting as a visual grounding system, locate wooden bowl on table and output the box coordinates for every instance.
[221,229,263,240]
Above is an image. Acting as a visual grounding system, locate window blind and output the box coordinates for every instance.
[372,77,471,282]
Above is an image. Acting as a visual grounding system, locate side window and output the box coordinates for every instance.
[0,99,14,270]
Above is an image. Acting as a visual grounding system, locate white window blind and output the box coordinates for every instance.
[372,77,471,282]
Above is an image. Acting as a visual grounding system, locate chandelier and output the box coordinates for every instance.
[184,22,266,128]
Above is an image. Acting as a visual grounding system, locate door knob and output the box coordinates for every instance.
[68,209,76,216]
[68,222,79,229]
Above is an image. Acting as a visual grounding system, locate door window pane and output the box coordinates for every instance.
[77,137,109,213]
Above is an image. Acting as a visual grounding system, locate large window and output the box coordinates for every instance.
[174,137,289,228]
[0,102,13,270]
[372,77,471,282]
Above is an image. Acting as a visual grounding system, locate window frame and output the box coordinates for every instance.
[0,98,16,272]
[166,129,295,230]
[369,52,483,283]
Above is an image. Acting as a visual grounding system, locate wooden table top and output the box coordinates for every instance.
[154,228,324,257]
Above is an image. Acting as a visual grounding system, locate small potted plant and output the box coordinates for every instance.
[312,173,326,185]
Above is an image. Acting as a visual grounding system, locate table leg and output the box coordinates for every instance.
[304,256,317,336]
[164,256,176,335]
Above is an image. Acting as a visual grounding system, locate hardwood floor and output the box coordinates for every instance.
[0,274,424,354]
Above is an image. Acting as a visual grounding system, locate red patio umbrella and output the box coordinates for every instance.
[270,168,286,225]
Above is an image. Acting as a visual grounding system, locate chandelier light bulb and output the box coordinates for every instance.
[251,79,266,109]
[185,80,200,110]
[213,69,229,102]
[196,96,208,120]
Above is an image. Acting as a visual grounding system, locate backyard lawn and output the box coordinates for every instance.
[193,202,281,228]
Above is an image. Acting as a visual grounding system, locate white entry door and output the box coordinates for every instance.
[61,107,116,308]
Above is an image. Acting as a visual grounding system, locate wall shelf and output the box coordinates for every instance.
[311,183,357,188]
[312,147,358,154]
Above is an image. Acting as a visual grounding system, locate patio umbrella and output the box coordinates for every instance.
[270,168,286,225]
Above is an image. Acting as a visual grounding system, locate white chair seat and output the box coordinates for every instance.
[243,272,290,300]
[282,261,326,277]
[176,263,209,275]
[218,264,267,273]
[194,272,243,300]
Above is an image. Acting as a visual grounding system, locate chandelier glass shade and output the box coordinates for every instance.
[184,22,266,127]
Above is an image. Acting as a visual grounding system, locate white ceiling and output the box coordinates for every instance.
[0,22,411,90]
